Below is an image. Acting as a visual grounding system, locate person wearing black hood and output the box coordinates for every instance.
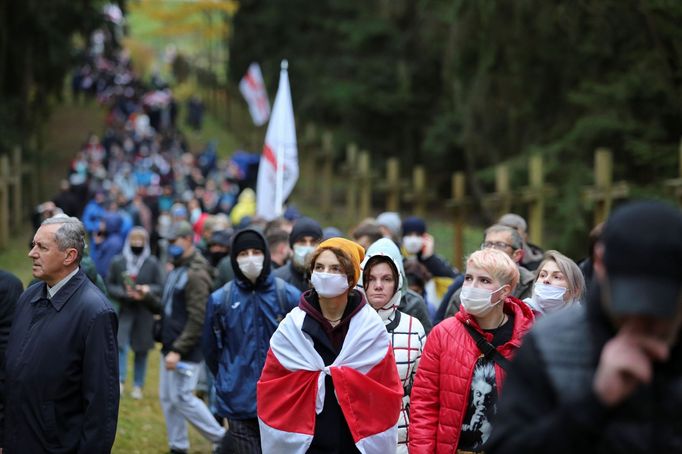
[487,200,682,454]
[273,216,324,292]
[203,229,301,453]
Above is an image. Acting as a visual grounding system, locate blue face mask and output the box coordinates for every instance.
[168,244,184,261]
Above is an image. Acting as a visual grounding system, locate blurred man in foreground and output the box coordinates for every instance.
[488,201,682,453]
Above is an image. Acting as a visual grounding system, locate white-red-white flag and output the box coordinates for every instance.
[256,60,299,220]
[239,63,270,126]
[257,305,403,453]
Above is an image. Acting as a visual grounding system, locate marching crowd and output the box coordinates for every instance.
[0,48,680,454]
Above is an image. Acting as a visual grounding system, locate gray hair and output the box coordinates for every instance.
[484,224,523,250]
[497,213,527,234]
[42,215,86,263]
[536,250,586,301]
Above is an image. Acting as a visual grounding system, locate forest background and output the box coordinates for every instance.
[1,0,681,258]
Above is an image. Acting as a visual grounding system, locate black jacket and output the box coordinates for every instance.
[4,270,119,453]
[273,261,308,292]
[0,270,22,445]
[487,284,682,453]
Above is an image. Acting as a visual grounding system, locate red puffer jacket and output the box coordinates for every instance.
[408,297,534,453]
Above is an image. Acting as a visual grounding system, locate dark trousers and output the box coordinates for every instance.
[220,418,262,454]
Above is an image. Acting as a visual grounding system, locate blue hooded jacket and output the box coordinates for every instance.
[92,212,125,279]
[202,229,300,419]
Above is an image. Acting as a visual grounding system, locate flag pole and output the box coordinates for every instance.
[274,60,288,217]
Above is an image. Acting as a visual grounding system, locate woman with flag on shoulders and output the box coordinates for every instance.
[257,237,403,453]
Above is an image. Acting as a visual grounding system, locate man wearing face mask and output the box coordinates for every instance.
[158,221,226,454]
[401,216,457,317]
[207,229,235,290]
[488,201,682,454]
[274,216,323,292]
[203,229,300,453]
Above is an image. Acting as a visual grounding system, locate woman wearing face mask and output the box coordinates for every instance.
[202,229,301,453]
[360,238,426,453]
[106,227,164,399]
[257,237,404,453]
[409,248,534,453]
[524,250,585,316]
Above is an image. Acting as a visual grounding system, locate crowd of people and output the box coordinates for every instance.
[0,37,680,454]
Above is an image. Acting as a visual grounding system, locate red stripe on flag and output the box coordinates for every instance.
[257,349,318,435]
[262,143,277,169]
[331,346,403,442]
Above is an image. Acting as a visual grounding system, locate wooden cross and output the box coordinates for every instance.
[664,138,682,207]
[519,154,555,246]
[583,148,630,226]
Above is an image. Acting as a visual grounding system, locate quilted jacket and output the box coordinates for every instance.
[408,296,534,453]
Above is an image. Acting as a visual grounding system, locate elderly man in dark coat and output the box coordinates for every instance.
[4,215,119,453]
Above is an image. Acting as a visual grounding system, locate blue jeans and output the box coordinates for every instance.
[119,346,149,388]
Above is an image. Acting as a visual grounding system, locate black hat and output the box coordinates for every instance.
[602,200,682,318]
[290,217,323,247]
[231,229,266,258]
[209,229,232,248]
[402,216,426,236]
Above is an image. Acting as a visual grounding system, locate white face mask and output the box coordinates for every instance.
[533,283,568,313]
[293,244,316,268]
[237,255,264,283]
[403,236,424,255]
[460,285,505,317]
[311,271,349,298]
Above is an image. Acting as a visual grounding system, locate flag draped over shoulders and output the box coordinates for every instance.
[257,305,403,454]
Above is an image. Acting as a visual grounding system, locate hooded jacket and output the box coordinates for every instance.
[202,229,300,419]
[361,238,427,453]
[409,297,534,453]
[91,212,125,279]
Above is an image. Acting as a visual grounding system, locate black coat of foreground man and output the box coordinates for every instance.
[3,216,119,454]
[488,201,682,454]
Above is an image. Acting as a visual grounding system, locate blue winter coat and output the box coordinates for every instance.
[202,274,300,419]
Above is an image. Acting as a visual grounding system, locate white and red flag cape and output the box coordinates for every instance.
[257,304,403,453]
[239,62,270,126]
[255,60,299,220]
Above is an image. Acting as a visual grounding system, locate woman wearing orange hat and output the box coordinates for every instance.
[257,238,404,453]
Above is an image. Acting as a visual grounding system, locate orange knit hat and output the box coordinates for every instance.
[317,237,366,284]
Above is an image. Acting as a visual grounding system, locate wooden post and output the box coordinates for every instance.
[385,158,400,212]
[345,144,358,219]
[495,164,511,217]
[413,165,426,218]
[583,148,629,226]
[0,155,9,249]
[594,148,613,226]
[358,151,371,220]
[665,138,682,207]
[452,171,466,271]
[320,131,334,217]
[301,124,317,199]
[527,154,544,246]
[11,147,22,231]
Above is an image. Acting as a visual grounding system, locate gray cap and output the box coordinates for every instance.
[167,221,193,240]
[376,212,401,237]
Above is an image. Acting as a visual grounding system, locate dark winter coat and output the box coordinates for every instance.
[487,284,682,454]
[4,270,119,453]
[160,250,213,362]
[106,254,163,351]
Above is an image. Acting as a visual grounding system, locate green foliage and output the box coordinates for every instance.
[230,0,682,256]
[0,0,119,152]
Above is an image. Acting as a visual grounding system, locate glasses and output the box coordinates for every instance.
[481,241,514,251]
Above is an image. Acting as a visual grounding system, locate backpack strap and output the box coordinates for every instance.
[273,277,288,323]
[463,323,511,370]
[212,281,234,350]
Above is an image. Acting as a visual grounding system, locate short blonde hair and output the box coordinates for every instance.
[536,250,585,301]
[467,249,520,291]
